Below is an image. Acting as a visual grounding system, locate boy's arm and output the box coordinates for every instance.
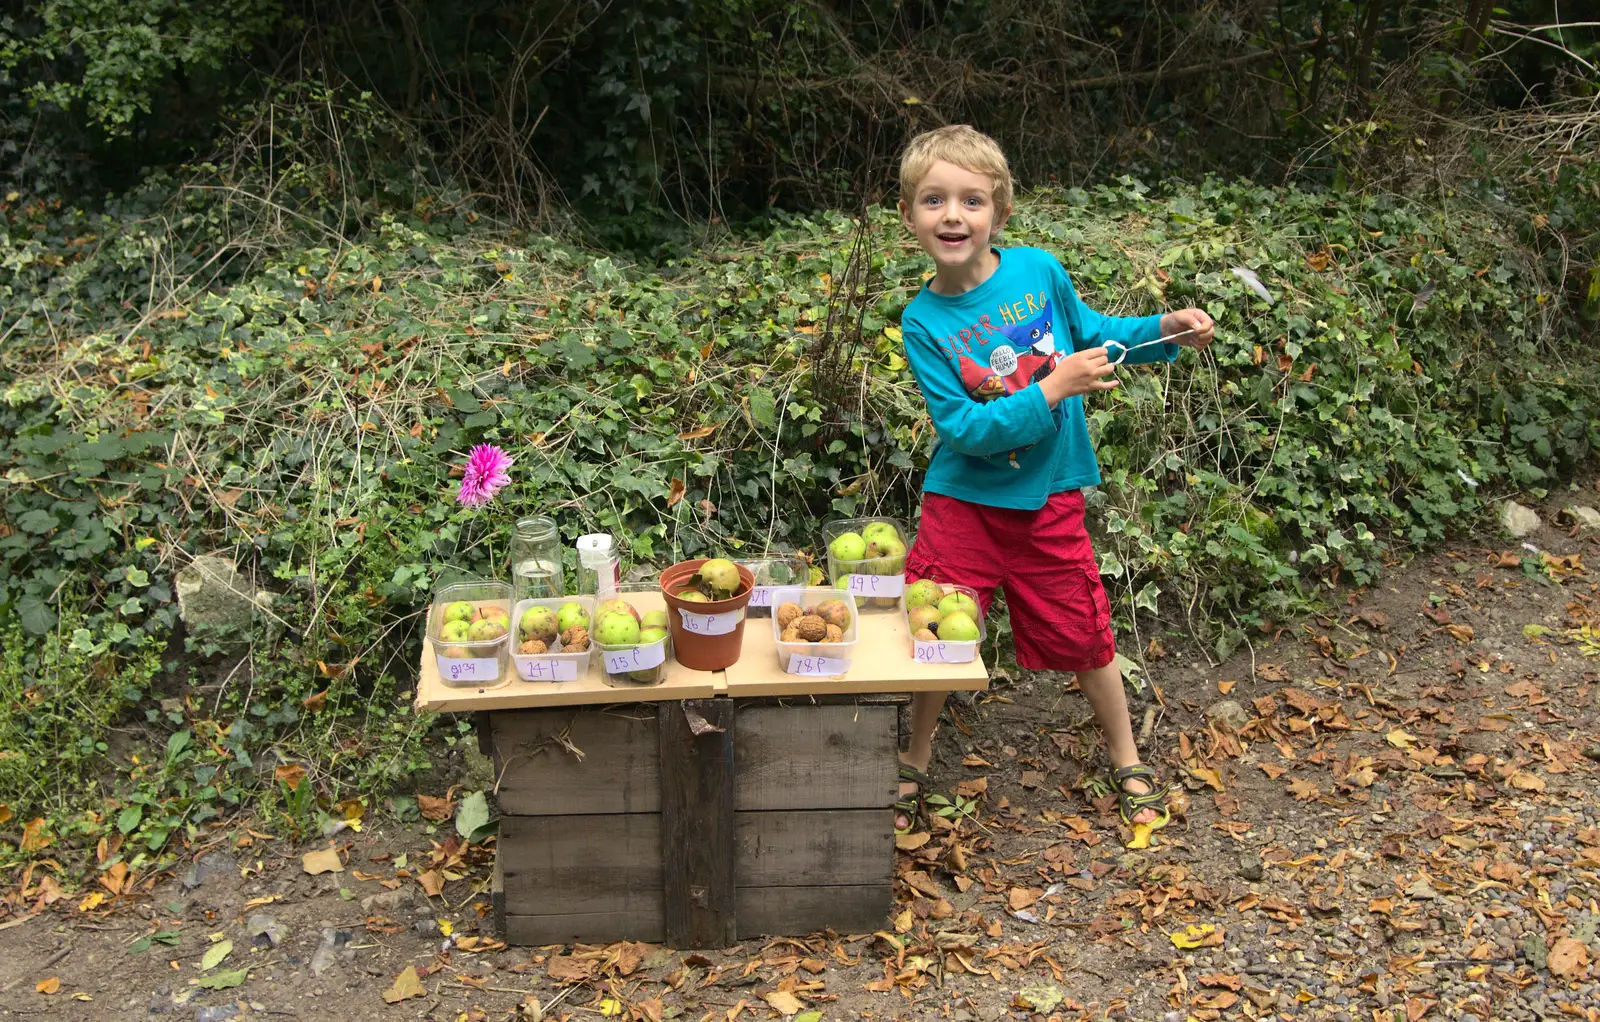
[903,319,1059,460]
[1051,258,1177,366]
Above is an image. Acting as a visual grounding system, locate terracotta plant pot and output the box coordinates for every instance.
[659,559,756,671]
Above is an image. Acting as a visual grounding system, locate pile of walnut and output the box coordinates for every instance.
[776,599,851,644]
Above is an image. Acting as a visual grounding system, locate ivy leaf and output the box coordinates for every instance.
[747,388,777,429]
[200,939,233,971]
[17,509,57,533]
[17,595,55,635]
[455,790,494,843]
[195,968,247,989]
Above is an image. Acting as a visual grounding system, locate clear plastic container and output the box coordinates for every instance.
[511,517,564,602]
[768,586,859,676]
[510,595,596,683]
[429,580,513,688]
[901,582,985,665]
[821,516,908,613]
[576,534,620,599]
[736,554,809,618]
[595,582,671,687]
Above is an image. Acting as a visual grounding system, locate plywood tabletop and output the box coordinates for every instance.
[415,597,988,712]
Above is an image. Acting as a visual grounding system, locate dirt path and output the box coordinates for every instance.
[4,506,1600,1022]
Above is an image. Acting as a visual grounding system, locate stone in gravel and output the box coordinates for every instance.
[1239,850,1265,882]
[1500,501,1541,537]
[309,927,354,977]
[195,1008,242,1022]
[1206,699,1252,731]
[1565,505,1600,531]
[246,913,284,948]
[360,888,420,913]
[1523,932,1548,970]
[181,853,236,891]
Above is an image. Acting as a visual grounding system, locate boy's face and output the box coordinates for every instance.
[899,160,1010,275]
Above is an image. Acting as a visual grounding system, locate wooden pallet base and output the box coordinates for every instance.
[487,698,901,946]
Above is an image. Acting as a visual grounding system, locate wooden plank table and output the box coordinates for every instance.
[415,597,988,948]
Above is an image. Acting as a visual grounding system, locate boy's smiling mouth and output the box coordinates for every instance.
[936,231,969,245]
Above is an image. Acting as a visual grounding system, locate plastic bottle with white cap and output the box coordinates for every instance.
[575,534,619,600]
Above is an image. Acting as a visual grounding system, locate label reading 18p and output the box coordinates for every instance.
[786,655,851,676]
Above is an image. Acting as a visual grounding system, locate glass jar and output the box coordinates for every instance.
[510,516,563,602]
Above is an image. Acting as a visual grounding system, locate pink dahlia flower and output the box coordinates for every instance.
[456,444,513,506]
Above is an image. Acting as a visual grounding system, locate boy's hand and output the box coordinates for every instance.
[1161,308,1215,349]
[1040,347,1118,405]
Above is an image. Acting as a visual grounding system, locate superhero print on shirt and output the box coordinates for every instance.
[954,300,1059,403]
[952,301,1062,467]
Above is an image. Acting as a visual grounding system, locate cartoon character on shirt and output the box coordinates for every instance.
[953,302,1062,466]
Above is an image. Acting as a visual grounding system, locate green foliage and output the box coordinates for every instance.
[1,152,1595,855]
[0,0,282,133]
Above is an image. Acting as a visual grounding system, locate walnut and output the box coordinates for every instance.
[519,639,549,655]
[794,615,828,642]
[815,599,851,628]
[559,626,589,652]
[824,624,843,643]
[913,628,938,642]
[781,624,801,642]
[776,602,803,629]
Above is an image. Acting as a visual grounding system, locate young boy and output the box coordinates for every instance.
[893,125,1214,834]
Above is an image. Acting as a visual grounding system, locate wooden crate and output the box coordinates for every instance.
[485,698,901,946]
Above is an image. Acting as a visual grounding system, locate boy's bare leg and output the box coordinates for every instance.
[1074,662,1159,825]
[896,689,945,829]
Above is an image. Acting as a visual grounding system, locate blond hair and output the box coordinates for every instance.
[898,125,1013,211]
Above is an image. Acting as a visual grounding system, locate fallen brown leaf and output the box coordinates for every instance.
[381,966,426,1003]
[301,846,343,875]
[1549,937,1589,978]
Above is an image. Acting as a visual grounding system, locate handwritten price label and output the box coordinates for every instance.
[437,655,501,684]
[513,657,580,683]
[602,642,668,675]
[678,608,741,635]
[786,655,851,676]
[748,586,776,608]
[847,573,905,597]
[913,639,976,665]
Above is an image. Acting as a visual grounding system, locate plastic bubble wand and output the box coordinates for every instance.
[1103,328,1197,366]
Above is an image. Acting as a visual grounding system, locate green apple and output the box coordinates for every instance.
[444,601,474,624]
[468,618,508,641]
[937,592,979,620]
[936,610,980,642]
[639,626,668,645]
[641,610,669,630]
[699,558,741,595]
[904,579,945,610]
[595,612,641,646]
[440,620,471,643]
[479,606,510,626]
[828,531,867,562]
[862,521,899,545]
[676,589,710,603]
[834,576,850,591]
[519,605,559,643]
[907,605,942,633]
[556,601,590,633]
[597,598,639,622]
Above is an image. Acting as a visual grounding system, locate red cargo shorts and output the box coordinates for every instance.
[905,489,1115,672]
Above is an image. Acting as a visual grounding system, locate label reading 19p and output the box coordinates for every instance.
[786,655,851,676]
[678,608,742,635]
[913,639,977,665]
[514,657,580,682]
[603,642,667,675]
[848,573,905,597]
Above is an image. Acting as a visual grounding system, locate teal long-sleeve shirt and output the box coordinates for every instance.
[900,246,1177,510]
